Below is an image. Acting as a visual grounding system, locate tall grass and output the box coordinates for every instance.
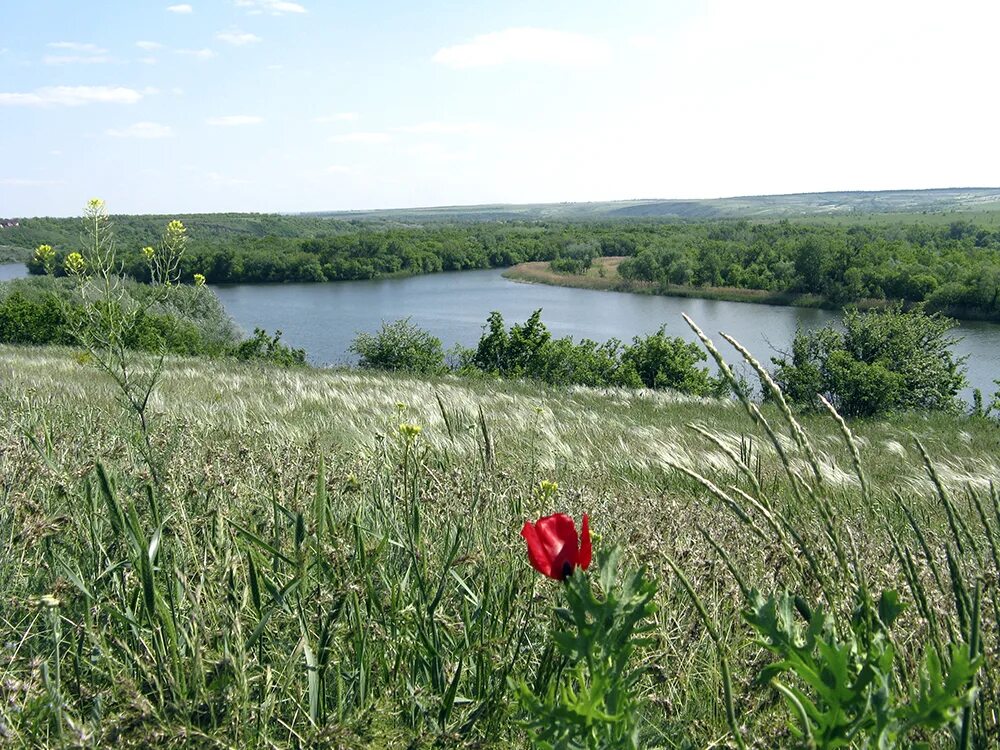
[0,342,997,747]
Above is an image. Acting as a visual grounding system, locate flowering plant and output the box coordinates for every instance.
[516,514,657,749]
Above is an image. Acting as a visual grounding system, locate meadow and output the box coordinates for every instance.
[1,337,998,747]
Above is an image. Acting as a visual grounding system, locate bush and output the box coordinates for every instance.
[773,306,967,417]
[622,326,726,396]
[350,318,445,374]
[230,327,306,366]
[467,310,722,395]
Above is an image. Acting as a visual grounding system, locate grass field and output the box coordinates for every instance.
[1,344,998,747]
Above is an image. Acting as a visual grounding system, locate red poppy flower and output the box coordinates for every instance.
[520,513,592,580]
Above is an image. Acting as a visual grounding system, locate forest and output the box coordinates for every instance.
[7,212,1000,319]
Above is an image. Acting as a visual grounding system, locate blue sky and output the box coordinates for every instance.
[1,0,998,216]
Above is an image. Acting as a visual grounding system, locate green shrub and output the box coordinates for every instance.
[622,326,726,396]
[350,317,445,374]
[230,327,306,366]
[773,307,967,417]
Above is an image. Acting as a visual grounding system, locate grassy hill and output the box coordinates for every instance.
[4,188,1000,265]
[307,187,1000,222]
[1,345,998,747]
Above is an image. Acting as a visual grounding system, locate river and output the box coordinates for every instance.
[3,263,999,400]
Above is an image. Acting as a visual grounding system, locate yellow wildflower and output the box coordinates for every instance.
[399,423,422,440]
[64,251,86,275]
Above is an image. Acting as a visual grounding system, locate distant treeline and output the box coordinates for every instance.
[617,219,1000,319]
[13,213,1000,319]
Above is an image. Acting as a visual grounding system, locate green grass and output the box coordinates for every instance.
[1,345,998,747]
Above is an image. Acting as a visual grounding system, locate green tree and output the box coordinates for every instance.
[350,318,445,375]
[773,307,967,417]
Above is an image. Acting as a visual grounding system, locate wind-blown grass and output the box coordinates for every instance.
[0,344,997,747]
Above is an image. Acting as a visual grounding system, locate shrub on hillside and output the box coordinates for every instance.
[350,317,446,374]
[772,306,967,417]
[467,309,722,394]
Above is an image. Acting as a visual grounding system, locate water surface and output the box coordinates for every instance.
[213,269,1000,401]
[3,262,997,401]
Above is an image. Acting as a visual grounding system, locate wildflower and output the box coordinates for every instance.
[166,219,186,237]
[538,480,558,496]
[87,198,105,212]
[521,513,591,580]
[36,594,60,608]
[142,246,155,261]
[64,252,86,275]
[193,273,206,286]
[34,244,55,274]
[399,423,422,440]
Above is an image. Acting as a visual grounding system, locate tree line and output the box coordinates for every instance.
[12,213,1000,319]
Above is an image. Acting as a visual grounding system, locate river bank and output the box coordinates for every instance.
[503,257,997,320]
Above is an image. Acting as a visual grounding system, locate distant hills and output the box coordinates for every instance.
[306,187,1000,222]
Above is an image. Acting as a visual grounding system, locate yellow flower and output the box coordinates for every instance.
[34,244,56,273]
[141,245,155,261]
[193,273,206,287]
[64,251,86,275]
[536,480,559,500]
[166,219,186,236]
[87,198,105,211]
[37,594,60,608]
[399,423,422,440]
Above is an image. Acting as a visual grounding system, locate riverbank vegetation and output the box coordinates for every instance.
[8,211,1000,320]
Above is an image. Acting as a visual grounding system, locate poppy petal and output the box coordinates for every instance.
[535,513,579,578]
[578,514,592,571]
[521,521,555,578]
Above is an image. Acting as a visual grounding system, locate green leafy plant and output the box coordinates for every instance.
[515,549,657,750]
[746,588,982,748]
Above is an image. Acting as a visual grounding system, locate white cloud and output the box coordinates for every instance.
[393,121,488,135]
[0,85,144,106]
[136,41,164,51]
[313,112,359,123]
[106,121,173,139]
[43,55,115,65]
[329,132,391,144]
[235,0,306,15]
[48,42,107,54]
[175,48,216,59]
[433,28,610,69]
[167,4,193,13]
[139,57,158,65]
[216,29,262,46]
[44,41,113,65]
[206,114,263,126]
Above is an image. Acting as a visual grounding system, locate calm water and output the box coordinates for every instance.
[213,268,1000,402]
[0,263,27,281]
[3,263,998,400]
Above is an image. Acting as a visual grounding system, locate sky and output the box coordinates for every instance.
[1,0,999,217]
